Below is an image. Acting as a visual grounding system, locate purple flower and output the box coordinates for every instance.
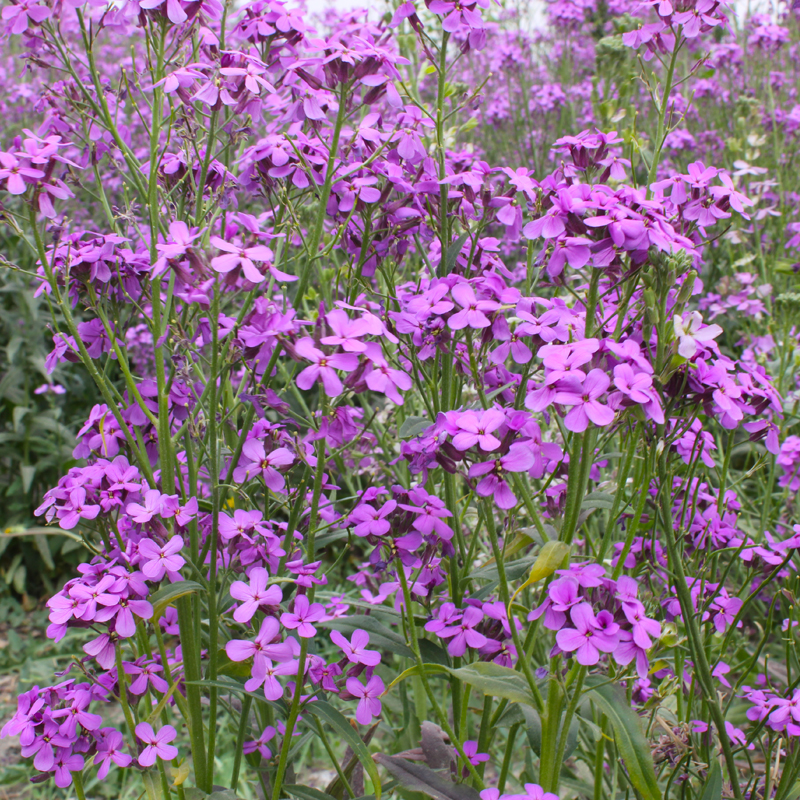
[20,721,70,771]
[555,603,617,666]
[349,500,396,537]
[233,441,294,491]
[230,568,283,623]
[280,595,325,638]
[226,617,296,665]
[346,675,385,724]
[448,282,500,330]
[320,309,374,352]
[470,443,535,509]
[451,409,505,451]
[135,723,178,767]
[459,740,489,766]
[58,488,101,529]
[209,236,295,284]
[138,537,185,582]
[53,748,85,788]
[243,726,276,759]
[331,629,381,666]
[294,338,360,397]
[246,657,298,699]
[94,729,132,779]
[127,489,163,523]
[124,660,170,695]
[622,603,661,649]
[554,370,615,433]
[439,606,487,656]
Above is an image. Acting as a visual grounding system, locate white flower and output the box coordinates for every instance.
[673,311,723,359]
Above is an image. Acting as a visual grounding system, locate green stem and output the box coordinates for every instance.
[293,82,350,303]
[230,695,253,793]
[657,451,743,800]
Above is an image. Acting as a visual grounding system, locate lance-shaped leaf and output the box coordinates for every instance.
[699,762,722,800]
[582,677,662,800]
[305,701,381,800]
[445,662,540,708]
[374,755,481,800]
[150,580,204,620]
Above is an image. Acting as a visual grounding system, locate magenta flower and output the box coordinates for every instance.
[245,657,298,699]
[96,596,154,639]
[127,489,164,523]
[94,729,132,780]
[556,603,617,666]
[451,409,505,451]
[226,617,296,665]
[349,500,396,537]
[439,606,487,657]
[230,567,283,623]
[346,675,385,725]
[210,236,292,284]
[280,595,325,638]
[233,440,294,491]
[554,370,615,433]
[20,721,70,771]
[546,236,592,277]
[243,726,276,759]
[1,0,50,36]
[135,723,178,767]
[448,282,500,330]
[294,338,360,397]
[364,343,413,405]
[459,740,490,766]
[469,443,535,509]
[321,309,374,352]
[0,151,44,193]
[58,488,100,530]
[53,749,85,788]
[138,0,188,24]
[622,603,661,649]
[331,629,381,666]
[124,660,170,695]
[138,537,185,582]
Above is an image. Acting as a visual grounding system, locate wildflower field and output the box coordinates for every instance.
[1,0,800,798]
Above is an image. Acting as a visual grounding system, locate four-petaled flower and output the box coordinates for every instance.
[331,629,381,666]
[346,675,385,725]
[135,722,179,767]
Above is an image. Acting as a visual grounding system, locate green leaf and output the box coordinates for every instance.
[399,416,430,439]
[442,233,470,277]
[20,465,36,494]
[468,556,535,582]
[185,678,286,711]
[305,701,382,800]
[32,533,54,570]
[582,677,662,800]
[580,491,615,511]
[286,785,339,800]
[150,580,204,620]
[385,663,449,692]
[699,762,722,800]
[315,529,349,548]
[373,755,480,800]
[517,704,578,760]
[445,662,539,707]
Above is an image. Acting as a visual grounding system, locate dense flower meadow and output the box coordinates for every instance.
[2,0,800,798]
